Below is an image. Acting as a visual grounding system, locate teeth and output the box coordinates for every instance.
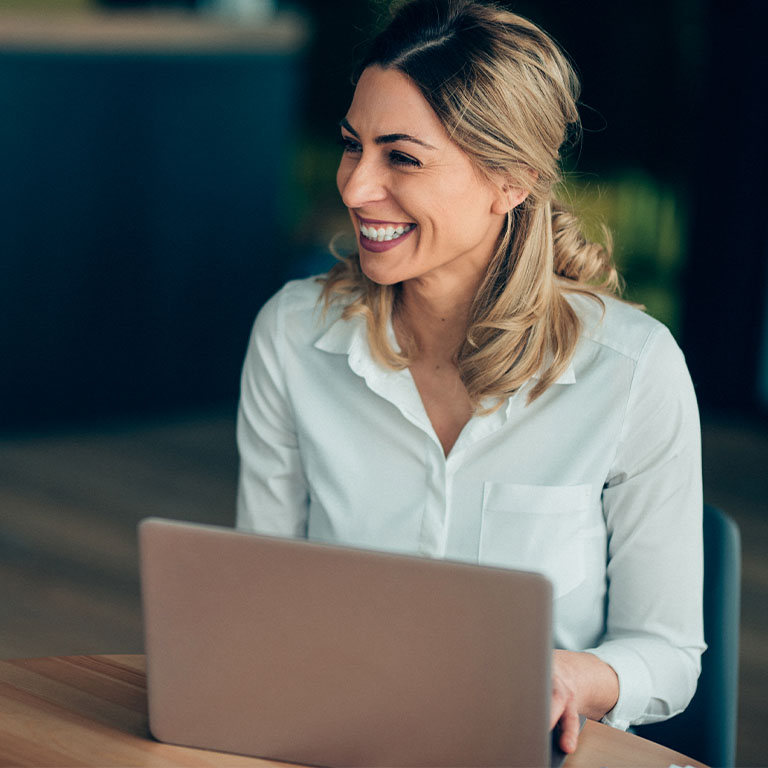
[360,223,415,243]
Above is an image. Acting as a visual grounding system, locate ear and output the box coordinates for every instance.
[491,183,530,214]
[490,168,538,214]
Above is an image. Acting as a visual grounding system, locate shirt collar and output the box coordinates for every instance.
[315,313,577,388]
[315,312,430,433]
[314,310,364,357]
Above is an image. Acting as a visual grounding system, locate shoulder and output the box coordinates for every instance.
[257,274,327,322]
[251,275,341,344]
[567,292,678,365]
[567,292,697,424]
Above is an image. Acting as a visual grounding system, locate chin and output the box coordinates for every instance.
[358,255,403,286]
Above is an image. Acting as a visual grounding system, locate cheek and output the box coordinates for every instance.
[444,185,496,231]
[410,177,487,234]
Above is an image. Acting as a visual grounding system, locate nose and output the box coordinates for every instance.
[337,154,387,210]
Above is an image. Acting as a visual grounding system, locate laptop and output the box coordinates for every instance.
[139,517,555,767]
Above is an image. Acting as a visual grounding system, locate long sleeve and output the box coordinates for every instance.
[236,289,309,537]
[586,325,705,729]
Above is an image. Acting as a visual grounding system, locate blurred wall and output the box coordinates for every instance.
[0,11,307,429]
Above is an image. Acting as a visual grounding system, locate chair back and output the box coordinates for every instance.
[634,504,740,767]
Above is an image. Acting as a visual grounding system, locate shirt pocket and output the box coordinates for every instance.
[479,482,592,599]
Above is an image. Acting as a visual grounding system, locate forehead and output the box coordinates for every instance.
[345,66,448,142]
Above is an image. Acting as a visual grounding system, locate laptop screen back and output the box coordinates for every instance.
[140,518,553,767]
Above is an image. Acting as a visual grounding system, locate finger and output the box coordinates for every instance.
[558,702,581,754]
[549,687,567,730]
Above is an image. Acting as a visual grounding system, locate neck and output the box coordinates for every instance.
[397,272,481,360]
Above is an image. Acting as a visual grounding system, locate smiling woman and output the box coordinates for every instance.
[336,66,515,289]
[235,0,704,758]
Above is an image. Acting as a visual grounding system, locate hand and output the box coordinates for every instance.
[550,655,580,754]
[550,650,620,755]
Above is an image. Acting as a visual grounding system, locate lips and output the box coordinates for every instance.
[357,217,416,253]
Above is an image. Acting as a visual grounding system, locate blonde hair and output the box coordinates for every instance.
[321,0,620,409]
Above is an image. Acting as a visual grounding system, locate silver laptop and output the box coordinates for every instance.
[139,517,554,767]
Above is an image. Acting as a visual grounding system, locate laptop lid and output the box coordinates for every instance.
[139,517,553,767]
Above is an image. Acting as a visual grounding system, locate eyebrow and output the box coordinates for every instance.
[339,118,437,150]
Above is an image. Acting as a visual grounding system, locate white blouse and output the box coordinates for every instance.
[236,276,705,730]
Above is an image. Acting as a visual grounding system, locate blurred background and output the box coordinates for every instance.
[0,0,765,764]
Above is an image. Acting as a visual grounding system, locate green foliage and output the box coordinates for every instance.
[562,171,687,335]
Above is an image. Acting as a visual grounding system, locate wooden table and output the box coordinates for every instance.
[0,655,707,767]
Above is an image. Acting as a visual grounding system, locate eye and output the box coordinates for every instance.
[338,135,361,154]
[389,150,421,168]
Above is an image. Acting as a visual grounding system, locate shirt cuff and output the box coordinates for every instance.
[584,643,653,730]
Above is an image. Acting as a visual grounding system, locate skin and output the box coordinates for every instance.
[336,65,619,753]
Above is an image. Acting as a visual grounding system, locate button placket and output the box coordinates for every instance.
[417,439,448,557]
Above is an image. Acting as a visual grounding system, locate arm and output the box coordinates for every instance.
[236,288,309,537]
[551,324,703,752]
[586,325,705,729]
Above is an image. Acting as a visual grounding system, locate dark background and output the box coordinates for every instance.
[2,0,767,428]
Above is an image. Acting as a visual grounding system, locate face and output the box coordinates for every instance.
[336,66,522,289]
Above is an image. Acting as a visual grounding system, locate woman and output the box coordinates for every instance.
[236,0,704,755]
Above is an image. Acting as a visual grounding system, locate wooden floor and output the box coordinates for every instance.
[0,406,765,766]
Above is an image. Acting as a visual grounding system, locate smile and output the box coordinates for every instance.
[360,223,416,243]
